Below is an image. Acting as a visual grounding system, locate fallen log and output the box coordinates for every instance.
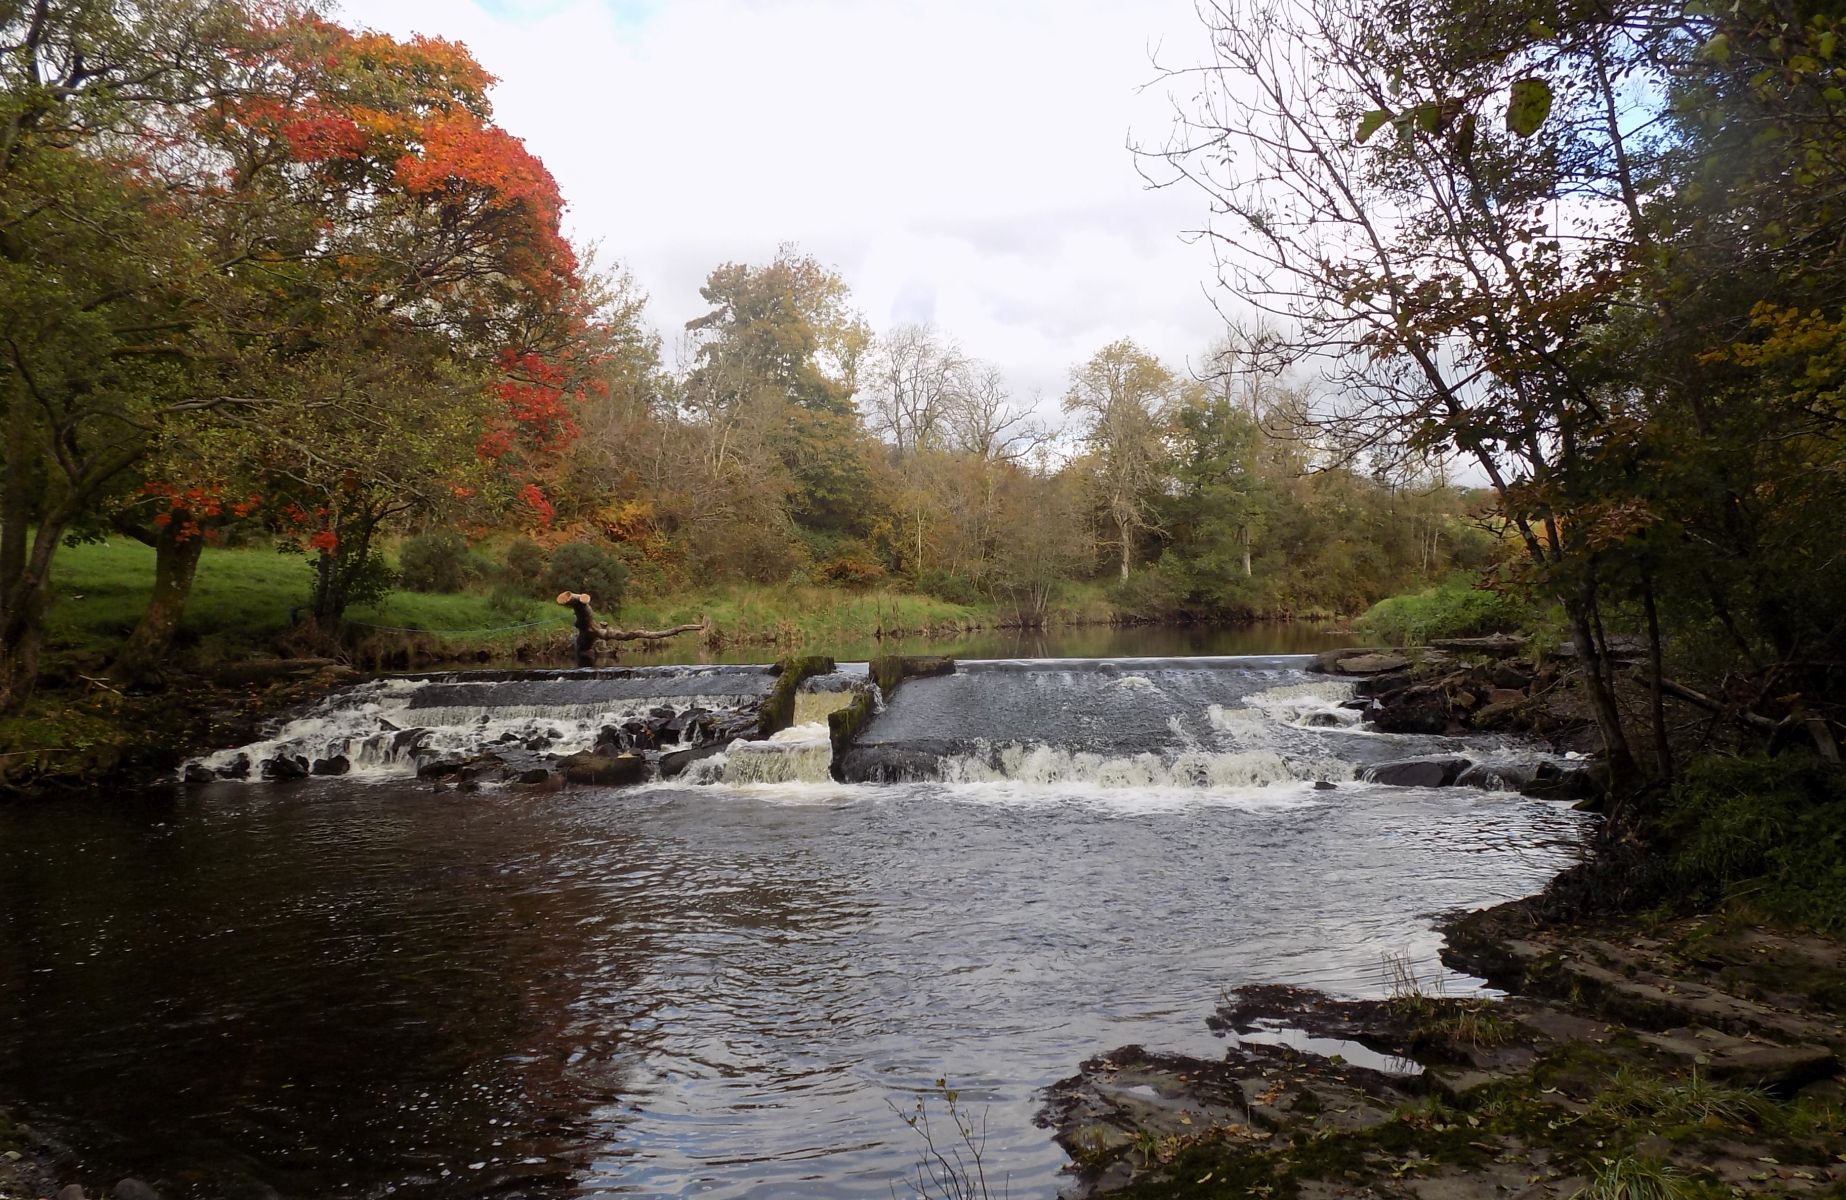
[556,592,706,665]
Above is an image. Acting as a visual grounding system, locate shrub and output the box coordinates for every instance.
[916,568,981,606]
[397,530,476,593]
[1657,756,1846,933]
[502,537,547,588]
[1354,573,1526,644]
[487,582,535,619]
[540,540,628,609]
[1109,566,1184,621]
[818,553,886,590]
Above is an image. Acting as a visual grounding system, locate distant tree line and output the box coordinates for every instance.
[0,0,1490,713]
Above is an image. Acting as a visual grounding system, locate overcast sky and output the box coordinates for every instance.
[347,0,1233,418]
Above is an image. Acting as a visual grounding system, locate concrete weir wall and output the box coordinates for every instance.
[827,656,956,782]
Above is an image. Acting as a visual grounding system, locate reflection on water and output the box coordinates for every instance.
[609,620,1357,667]
[0,778,1584,1199]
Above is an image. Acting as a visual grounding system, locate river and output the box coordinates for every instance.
[0,628,1588,1199]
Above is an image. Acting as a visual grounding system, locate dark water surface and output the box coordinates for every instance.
[0,783,1584,1199]
[0,630,1588,1200]
[613,620,1358,667]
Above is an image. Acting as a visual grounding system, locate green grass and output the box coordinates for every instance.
[42,538,565,662]
[1353,572,1528,645]
[38,537,1014,665]
[620,583,989,646]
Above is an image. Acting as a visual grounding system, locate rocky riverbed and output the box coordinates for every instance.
[1038,896,1846,1199]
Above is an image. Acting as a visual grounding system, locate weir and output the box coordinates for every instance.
[191,653,1555,794]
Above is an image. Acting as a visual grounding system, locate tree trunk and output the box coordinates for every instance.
[1,386,29,622]
[112,524,206,683]
[1565,589,1641,813]
[1118,514,1132,580]
[558,593,703,666]
[1641,573,1673,780]
[0,519,63,713]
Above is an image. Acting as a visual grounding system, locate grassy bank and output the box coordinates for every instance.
[38,537,1019,666]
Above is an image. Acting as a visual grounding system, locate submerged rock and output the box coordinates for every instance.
[310,755,349,776]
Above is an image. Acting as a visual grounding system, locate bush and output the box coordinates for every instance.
[1109,566,1185,621]
[397,530,476,593]
[818,552,886,590]
[540,540,628,609]
[1657,756,1846,933]
[917,568,981,606]
[487,582,535,619]
[502,537,547,587]
[1353,573,1526,644]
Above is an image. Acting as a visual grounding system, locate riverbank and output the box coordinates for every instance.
[1032,691,1846,1200]
[1040,877,1846,1198]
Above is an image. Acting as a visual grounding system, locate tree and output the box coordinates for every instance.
[1063,339,1177,579]
[864,323,966,453]
[685,244,869,418]
[0,0,250,707]
[681,248,883,557]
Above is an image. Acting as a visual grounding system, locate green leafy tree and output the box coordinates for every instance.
[1063,339,1177,580]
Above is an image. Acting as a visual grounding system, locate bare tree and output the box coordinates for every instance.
[864,323,967,453]
[1141,0,1674,793]
[947,363,1053,463]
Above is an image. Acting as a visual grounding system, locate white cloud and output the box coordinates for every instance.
[341,0,1237,421]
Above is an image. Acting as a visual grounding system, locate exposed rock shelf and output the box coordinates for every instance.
[1038,910,1846,1198]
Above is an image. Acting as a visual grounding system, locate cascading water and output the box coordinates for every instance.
[9,648,1595,1200]
[832,655,1529,790]
[190,665,785,781]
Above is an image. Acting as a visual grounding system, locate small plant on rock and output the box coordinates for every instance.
[1570,1155,1712,1200]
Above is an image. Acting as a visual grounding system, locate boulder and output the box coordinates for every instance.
[1454,761,1542,791]
[560,751,648,787]
[1313,649,1411,676]
[215,753,250,780]
[1519,761,1606,803]
[1491,665,1533,690]
[310,755,350,776]
[1470,701,1530,731]
[1428,634,1526,657]
[1367,687,1449,734]
[113,1180,161,1200]
[507,766,552,785]
[1362,757,1472,788]
[659,742,728,778]
[415,757,465,780]
[390,728,429,756]
[260,754,309,780]
[182,762,216,785]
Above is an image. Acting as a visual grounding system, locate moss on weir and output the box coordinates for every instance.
[757,655,834,737]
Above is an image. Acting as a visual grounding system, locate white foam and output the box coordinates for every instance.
[720,722,835,785]
[933,742,1351,789]
[188,676,754,782]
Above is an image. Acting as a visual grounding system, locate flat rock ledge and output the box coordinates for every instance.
[1039,913,1846,1198]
